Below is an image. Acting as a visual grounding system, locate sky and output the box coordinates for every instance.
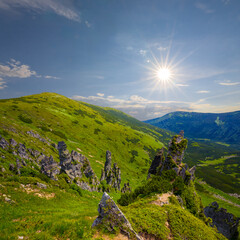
[0,0,240,120]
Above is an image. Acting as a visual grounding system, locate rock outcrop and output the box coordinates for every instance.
[58,141,100,191]
[92,192,141,240]
[101,151,121,191]
[0,135,100,192]
[121,182,131,193]
[204,202,239,239]
[148,131,196,183]
[147,147,164,178]
[41,155,60,180]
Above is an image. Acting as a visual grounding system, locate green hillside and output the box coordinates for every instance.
[145,111,240,144]
[0,92,169,187]
[0,93,240,239]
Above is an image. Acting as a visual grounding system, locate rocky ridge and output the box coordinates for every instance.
[148,131,196,183]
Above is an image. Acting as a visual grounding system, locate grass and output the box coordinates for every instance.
[0,176,120,240]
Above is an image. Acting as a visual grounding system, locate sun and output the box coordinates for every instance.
[157,68,171,81]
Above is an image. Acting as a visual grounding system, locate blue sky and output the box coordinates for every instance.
[0,0,240,120]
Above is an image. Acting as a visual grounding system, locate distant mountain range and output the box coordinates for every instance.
[144,111,240,144]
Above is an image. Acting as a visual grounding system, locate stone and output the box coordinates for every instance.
[0,136,9,150]
[92,192,141,240]
[27,130,50,145]
[148,148,164,178]
[148,132,196,183]
[10,138,17,147]
[100,151,121,191]
[121,182,131,193]
[204,201,239,239]
[58,141,100,191]
[41,155,60,180]
[37,182,47,189]
[16,158,22,175]
[18,143,29,159]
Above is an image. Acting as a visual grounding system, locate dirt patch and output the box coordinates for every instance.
[96,160,104,166]
[20,184,55,199]
[150,193,172,207]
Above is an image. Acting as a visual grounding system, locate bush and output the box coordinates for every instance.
[18,114,33,124]
[70,183,83,196]
[52,130,67,140]
[118,175,172,206]
[173,176,185,195]
[161,169,177,181]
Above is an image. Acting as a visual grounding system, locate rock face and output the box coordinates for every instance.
[121,182,131,193]
[0,135,100,192]
[41,155,60,180]
[58,141,100,191]
[204,202,239,239]
[148,131,196,183]
[92,192,141,240]
[147,148,164,178]
[101,151,121,191]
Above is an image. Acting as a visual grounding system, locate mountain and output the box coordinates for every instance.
[0,93,239,239]
[145,111,240,144]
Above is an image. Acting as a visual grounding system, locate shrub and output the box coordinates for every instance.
[52,130,67,140]
[70,183,83,196]
[173,176,185,195]
[18,114,33,124]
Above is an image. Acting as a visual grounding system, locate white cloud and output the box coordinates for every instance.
[45,75,60,79]
[0,0,80,22]
[71,94,191,120]
[219,81,240,86]
[197,90,210,94]
[0,59,36,78]
[0,77,6,90]
[97,93,104,97]
[195,2,214,14]
[0,59,60,89]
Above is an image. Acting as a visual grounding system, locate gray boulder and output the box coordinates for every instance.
[0,136,9,150]
[204,202,239,239]
[41,155,60,180]
[92,192,141,240]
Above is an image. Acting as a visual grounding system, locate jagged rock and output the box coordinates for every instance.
[101,151,121,191]
[92,192,141,240]
[10,138,17,147]
[1,167,6,172]
[51,143,58,149]
[41,155,60,180]
[148,132,196,184]
[147,148,164,178]
[121,182,131,193]
[0,136,9,150]
[204,202,239,239]
[16,158,22,175]
[26,130,50,145]
[28,149,40,158]
[17,143,29,159]
[58,141,100,191]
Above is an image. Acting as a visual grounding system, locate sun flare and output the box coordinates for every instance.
[157,68,171,81]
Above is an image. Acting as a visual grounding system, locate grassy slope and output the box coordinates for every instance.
[0,92,166,187]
